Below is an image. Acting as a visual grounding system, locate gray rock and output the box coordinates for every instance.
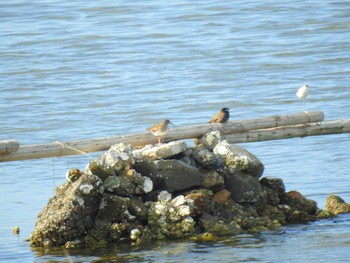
[30,174,103,247]
[192,145,225,170]
[96,194,131,222]
[213,141,264,179]
[224,172,264,203]
[135,160,203,192]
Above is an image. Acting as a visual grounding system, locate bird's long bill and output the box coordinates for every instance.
[169,121,175,126]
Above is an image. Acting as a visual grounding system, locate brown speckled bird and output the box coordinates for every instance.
[209,108,230,123]
[146,119,174,145]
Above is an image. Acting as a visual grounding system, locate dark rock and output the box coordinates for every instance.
[185,190,214,216]
[85,220,112,243]
[259,204,287,225]
[260,177,285,205]
[96,194,130,222]
[224,172,264,203]
[199,213,241,236]
[129,197,149,222]
[134,160,203,192]
[280,191,318,221]
[181,156,197,168]
[201,169,225,191]
[30,174,103,247]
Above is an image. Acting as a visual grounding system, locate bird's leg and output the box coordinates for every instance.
[303,99,306,112]
[158,137,161,146]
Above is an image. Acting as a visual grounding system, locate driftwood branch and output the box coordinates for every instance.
[0,111,326,162]
[223,119,350,143]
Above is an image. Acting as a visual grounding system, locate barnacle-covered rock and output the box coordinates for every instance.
[200,213,241,236]
[325,195,350,215]
[103,169,153,197]
[30,174,103,247]
[213,141,264,179]
[192,145,225,170]
[195,130,223,150]
[31,138,337,248]
[147,191,196,239]
[280,191,317,221]
[87,143,134,180]
[260,177,285,205]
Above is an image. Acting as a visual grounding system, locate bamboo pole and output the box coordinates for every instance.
[0,140,20,154]
[224,119,350,143]
[0,111,324,162]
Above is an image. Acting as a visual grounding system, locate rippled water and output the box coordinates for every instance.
[1,0,349,262]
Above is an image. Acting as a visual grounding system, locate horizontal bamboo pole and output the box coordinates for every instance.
[224,119,350,143]
[0,140,20,154]
[0,111,324,162]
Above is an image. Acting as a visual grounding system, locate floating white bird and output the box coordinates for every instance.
[296,84,309,111]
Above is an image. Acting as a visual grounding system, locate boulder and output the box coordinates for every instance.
[224,172,264,203]
[134,160,203,192]
[213,141,264,179]
[325,195,350,215]
[280,190,318,221]
[260,177,285,205]
[30,174,103,247]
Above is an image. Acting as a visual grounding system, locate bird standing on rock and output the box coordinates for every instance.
[146,119,174,145]
[209,108,230,123]
[296,84,309,112]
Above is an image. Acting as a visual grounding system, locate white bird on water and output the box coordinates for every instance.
[296,84,309,112]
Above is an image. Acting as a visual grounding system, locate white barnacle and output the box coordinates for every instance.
[76,196,84,206]
[79,184,93,194]
[158,191,172,203]
[142,177,153,193]
[170,195,186,207]
[177,205,191,217]
[130,228,141,241]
